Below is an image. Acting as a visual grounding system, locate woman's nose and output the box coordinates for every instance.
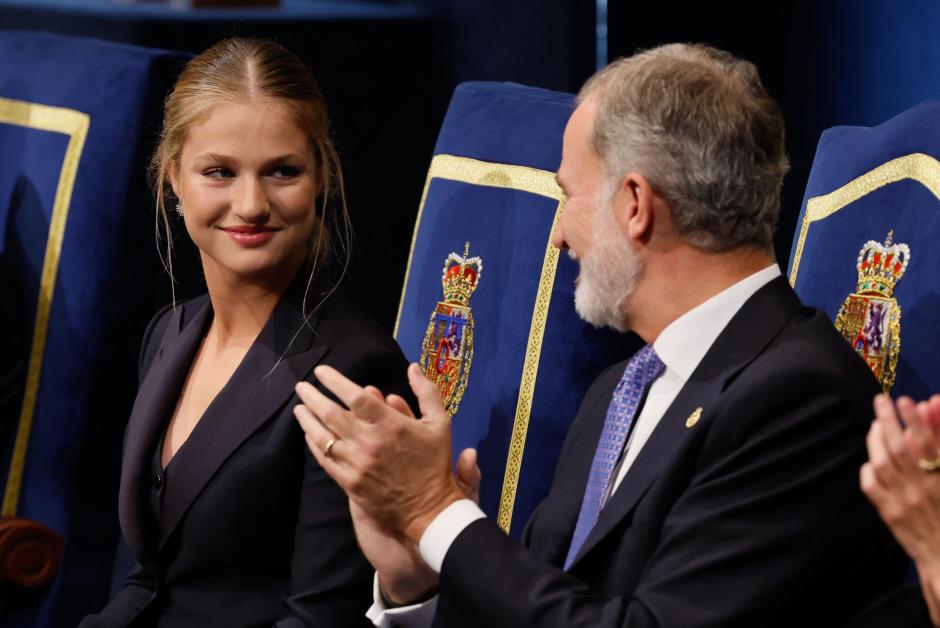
[233,175,270,222]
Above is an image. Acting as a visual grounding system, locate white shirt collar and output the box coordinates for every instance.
[652,264,781,382]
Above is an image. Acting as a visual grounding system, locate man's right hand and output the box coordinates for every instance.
[350,498,437,605]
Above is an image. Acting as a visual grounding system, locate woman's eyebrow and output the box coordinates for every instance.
[191,152,235,165]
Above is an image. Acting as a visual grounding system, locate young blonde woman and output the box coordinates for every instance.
[81,38,413,628]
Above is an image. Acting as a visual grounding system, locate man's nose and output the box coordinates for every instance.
[551,210,568,251]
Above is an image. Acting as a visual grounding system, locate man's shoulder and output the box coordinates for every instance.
[755,303,878,391]
[720,276,877,394]
[712,300,881,444]
[674,279,881,448]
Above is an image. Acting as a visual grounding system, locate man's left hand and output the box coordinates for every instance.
[294,363,465,543]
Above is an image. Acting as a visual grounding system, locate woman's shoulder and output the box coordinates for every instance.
[313,290,409,372]
[138,303,174,382]
[137,295,208,381]
[316,291,399,350]
[312,290,417,410]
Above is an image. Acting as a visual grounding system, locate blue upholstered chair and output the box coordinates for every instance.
[787,100,940,400]
[394,82,639,539]
[0,31,188,627]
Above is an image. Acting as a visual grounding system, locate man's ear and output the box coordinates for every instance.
[614,173,655,242]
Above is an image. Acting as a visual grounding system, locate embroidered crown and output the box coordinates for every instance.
[856,230,910,298]
[441,242,482,306]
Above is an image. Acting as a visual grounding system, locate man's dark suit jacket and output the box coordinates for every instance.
[82,283,413,628]
[431,277,908,628]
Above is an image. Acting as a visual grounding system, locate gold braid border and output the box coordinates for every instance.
[789,153,940,287]
[395,154,564,533]
[495,202,563,532]
[0,97,90,517]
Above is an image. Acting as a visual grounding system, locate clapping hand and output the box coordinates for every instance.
[294,364,481,605]
[861,394,940,626]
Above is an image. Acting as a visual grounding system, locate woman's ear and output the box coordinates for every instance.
[167,163,180,201]
[167,172,180,198]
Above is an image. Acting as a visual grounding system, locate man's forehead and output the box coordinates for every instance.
[558,99,600,183]
[567,98,598,137]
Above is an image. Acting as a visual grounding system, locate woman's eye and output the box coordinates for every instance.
[272,166,301,179]
[203,167,233,179]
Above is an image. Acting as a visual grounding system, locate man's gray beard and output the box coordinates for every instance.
[571,197,641,333]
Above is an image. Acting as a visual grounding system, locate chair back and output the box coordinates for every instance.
[788,100,940,399]
[0,30,188,627]
[395,82,639,538]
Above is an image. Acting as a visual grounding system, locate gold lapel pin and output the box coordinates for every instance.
[686,407,703,428]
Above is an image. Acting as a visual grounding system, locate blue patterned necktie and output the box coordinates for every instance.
[564,344,665,570]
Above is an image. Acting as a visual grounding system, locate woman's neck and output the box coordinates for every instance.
[200,258,302,349]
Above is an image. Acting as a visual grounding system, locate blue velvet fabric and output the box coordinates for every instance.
[396,82,639,538]
[787,99,940,401]
[0,31,189,628]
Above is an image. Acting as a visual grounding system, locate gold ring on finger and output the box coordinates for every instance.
[918,452,940,472]
[322,437,337,457]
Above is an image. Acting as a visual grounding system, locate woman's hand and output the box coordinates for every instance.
[861,394,940,625]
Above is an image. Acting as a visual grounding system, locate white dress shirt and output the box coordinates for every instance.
[367,264,781,627]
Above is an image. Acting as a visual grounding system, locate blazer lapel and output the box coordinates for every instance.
[119,297,212,557]
[568,278,803,568]
[156,285,330,551]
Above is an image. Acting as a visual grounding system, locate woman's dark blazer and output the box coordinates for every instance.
[81,283,414,628]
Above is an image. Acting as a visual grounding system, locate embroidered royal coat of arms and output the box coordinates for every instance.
[420,243,482,417]
[834,231,909,393]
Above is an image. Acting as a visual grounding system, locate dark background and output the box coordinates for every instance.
[1,0,597,327]
[4,0,940,327]
[3,1,940,624]
[606,0,940,275]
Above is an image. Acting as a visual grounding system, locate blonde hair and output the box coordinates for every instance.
[580,43,789,253]
[149,37,351,304]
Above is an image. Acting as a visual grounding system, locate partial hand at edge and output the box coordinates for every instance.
[861,394,940,627]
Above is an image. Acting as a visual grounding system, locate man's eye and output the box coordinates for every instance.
[203,168,233,179]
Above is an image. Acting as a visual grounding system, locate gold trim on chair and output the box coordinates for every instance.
[496,203,563,532]
[395,154,564,533]
[789,153,940,286]
[0,97,90,517]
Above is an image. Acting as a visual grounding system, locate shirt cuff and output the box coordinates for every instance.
[366,572,438,628]
[418,499,486,573]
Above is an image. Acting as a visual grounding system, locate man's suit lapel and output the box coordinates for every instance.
[157,286,329,550]
[568,277,802,569]
[119,297,212,557]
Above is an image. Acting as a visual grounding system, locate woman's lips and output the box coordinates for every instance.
[221,226,279,246]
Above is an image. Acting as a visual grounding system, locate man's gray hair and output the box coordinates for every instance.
[580,43,789,252]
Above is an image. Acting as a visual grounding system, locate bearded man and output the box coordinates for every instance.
[294,43,907,627]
